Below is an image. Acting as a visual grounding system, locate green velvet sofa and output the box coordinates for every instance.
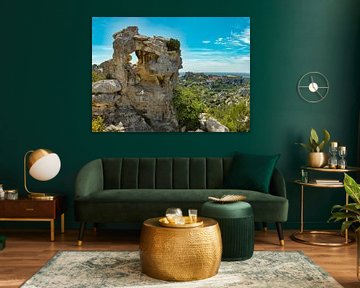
[75,157,288,245]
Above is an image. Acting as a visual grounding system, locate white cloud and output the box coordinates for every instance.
[202,40,211,44]
[231,27,250,45]
[214,37,224,45]
[181,48,250,73]
[181,58,250,73]
[214,27,250,48]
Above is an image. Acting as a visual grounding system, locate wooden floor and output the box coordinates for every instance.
[0,228,358,288]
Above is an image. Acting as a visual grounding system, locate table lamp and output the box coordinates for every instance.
[24,148,61,200]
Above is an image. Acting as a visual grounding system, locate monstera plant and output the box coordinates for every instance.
[329,173,360,280]
[297,128,330,167]
[329,173,360,233]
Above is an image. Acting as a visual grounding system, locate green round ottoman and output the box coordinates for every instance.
[201,201,254,261]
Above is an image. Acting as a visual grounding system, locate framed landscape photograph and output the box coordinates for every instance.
[92,17,250,132]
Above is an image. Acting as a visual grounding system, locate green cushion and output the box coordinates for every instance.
[224,153,280,193]
[76,188,288,222]
[79,189,282,203]
[201,201,253,218]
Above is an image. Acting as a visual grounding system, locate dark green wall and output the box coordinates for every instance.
[1,0,359,230]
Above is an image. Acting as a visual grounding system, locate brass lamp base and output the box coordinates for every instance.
[28,193,56,200]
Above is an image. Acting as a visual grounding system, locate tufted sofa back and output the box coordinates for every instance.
[102,158,233,190]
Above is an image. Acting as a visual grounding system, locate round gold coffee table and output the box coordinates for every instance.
[139,217,222,281]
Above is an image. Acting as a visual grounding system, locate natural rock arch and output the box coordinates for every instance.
[92,26,182,132]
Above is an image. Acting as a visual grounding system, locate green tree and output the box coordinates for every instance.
[167,38,181,52]
[173,87,206,130]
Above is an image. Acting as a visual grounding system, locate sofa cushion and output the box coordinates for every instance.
[75,189,288,222]
[223,153,280,193]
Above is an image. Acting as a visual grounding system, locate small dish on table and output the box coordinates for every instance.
[159,216,203,228]
[208,194,246,203]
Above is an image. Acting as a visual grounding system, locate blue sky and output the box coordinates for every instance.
[92,17,250,73]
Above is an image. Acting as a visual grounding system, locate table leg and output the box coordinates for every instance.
[300,185,304,233]
[50,219,55,242]
[61,213,65,234]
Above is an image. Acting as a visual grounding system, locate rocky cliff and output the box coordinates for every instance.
[92,26,182,132]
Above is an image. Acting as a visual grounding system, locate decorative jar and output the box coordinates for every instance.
[5,189,18,200]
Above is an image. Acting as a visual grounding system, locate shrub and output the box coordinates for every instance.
[167,38,180,52]
[209,98,250,132]
[92,71,106,83]
[92,116,105,132]
[173,87,206,130]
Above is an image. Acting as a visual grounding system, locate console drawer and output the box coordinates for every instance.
[0,200,55,218]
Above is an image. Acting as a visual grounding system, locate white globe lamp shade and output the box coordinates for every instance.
[28,150,61,181]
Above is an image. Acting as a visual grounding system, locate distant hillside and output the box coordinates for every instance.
[173,72,250,132]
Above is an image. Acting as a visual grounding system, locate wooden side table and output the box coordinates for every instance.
[0,195,65,241]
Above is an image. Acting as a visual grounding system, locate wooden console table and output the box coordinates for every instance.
[0,195,65,241]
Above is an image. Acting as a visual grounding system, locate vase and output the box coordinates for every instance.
[308,152,328,168]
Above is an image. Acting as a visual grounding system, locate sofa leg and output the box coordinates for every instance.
[93,223,98,233]
[262,222,268,232]
[275,222,284,246]
[77,222,86,246]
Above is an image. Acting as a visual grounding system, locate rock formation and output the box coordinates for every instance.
[199,113,229,132]
[92,26,182,132]
[92,80,122,94]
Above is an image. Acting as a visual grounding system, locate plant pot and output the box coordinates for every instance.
[307,152,328,168]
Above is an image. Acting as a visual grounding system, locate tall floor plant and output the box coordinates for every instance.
[329,173,360,280]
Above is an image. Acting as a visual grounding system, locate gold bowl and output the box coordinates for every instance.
[159,216,203,228]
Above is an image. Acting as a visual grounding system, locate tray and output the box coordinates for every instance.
[159,216,204,228]
[208,194,246,203]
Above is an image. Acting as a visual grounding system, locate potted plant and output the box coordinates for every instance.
[329,173,360,279]
[297,128,330,167]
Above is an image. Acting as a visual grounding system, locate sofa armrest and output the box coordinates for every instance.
[269,168,287,198]
[75,159,103,199]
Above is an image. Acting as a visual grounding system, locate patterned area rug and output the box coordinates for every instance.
[21,251,342,288]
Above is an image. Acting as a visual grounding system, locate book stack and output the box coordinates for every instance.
[314,179,341,185]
